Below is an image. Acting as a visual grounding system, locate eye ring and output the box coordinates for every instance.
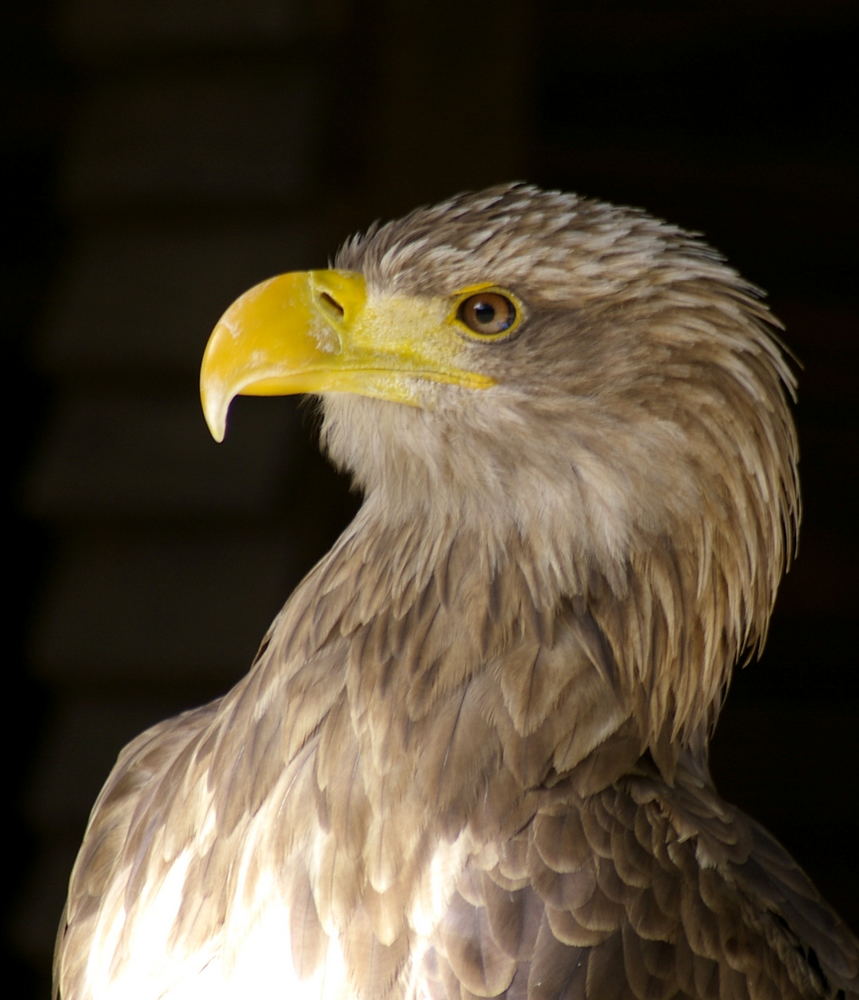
[456,290,520,339]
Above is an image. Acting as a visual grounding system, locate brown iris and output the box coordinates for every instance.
[457,291,518,337]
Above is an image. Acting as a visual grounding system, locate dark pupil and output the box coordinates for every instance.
[473,301,496,325]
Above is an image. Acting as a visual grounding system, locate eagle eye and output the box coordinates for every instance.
[456,291,518,338]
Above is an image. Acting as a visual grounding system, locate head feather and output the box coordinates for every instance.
[328,183,800,753]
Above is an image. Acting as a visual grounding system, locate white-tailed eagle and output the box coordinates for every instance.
[55,184,859,999]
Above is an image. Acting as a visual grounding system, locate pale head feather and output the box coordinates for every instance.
[328,182,800,752]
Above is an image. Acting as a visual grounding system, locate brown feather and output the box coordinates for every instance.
[55,184,858,1000]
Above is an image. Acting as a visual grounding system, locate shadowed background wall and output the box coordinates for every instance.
[7,2,858,996]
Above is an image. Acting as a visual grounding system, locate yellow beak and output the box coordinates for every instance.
[200,270,495,441]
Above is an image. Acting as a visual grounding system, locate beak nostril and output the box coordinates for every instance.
[319,291,345,318]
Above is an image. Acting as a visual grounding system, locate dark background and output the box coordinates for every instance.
[7,2,858,996]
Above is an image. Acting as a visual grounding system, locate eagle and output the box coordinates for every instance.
[55,183,859,999]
